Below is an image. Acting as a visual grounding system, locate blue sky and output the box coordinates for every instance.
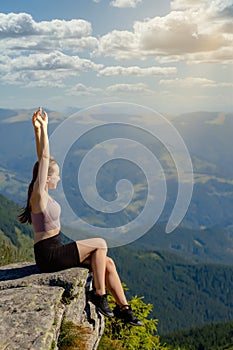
[0,0,232,114]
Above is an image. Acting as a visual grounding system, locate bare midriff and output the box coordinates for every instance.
[34,228,60,244]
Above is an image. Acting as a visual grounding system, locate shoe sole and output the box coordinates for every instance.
[114,314,143,326]
[114,311,143,326]
[96,307,114,318]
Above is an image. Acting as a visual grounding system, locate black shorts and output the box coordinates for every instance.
[34,234,83,273]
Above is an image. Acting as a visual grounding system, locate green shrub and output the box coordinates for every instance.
[98,286,169,350]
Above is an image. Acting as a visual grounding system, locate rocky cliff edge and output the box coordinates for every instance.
[0,262,104,350]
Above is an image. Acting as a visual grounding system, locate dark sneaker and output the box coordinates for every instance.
[87,290,114,318]
[113,305,144,326]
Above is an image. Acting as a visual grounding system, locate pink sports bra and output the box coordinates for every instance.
[31,197,61,233]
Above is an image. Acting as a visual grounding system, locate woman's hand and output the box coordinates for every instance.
[32,107,41,130]
[32,107,48,129]
[32,107,48,161]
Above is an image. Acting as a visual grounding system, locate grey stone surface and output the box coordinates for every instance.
[0,262,104,350]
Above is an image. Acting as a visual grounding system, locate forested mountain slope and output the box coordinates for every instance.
[109,246,233,334]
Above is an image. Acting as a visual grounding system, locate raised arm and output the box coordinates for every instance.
[32,108,50,210]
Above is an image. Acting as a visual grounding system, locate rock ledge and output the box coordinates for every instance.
[0,262,104,350]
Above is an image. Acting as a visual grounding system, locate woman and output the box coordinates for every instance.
[18,107,142,326]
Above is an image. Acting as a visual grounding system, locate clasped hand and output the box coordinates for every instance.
[32,107,48,129]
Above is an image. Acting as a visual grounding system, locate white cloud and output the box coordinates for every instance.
[1,36,98,56]
[67,82,153,97]
[1,69,67,88]
[170,0,203,10]
[171,0,233,16]
[0,13,92,38]
[0,13,98,54]
[110,0,142,8]
[181,47,233,64]
[67,83,102,96]
[0,5,231,107]
[9,51,102,72]
[97,2,233,63]
[0,12,36,37]
[96,30,139,59]
[136,13,225,54]
[0,13,103,87]
[0,55,11,72]
[0,51,103,87]
[21,72,66,88]
[39,18,92,38]
[159,77,233,88]
[99,65,177,76]
[106,82,150,93]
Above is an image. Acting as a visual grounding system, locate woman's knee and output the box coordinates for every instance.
[106,257,116,271]
[76,237,107,250]
[95,238,107,250]
[76,237,107,262]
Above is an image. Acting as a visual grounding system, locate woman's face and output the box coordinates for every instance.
[48,164,60,189]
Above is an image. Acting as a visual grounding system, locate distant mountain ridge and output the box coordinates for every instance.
[132,223,233,265]
[0,107,233,249]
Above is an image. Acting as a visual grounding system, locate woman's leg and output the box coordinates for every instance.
[76,238,107,295]
[77,239,127,304]
[105,257,128,306]
[104,257,143,326]
[77,240,142,324]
